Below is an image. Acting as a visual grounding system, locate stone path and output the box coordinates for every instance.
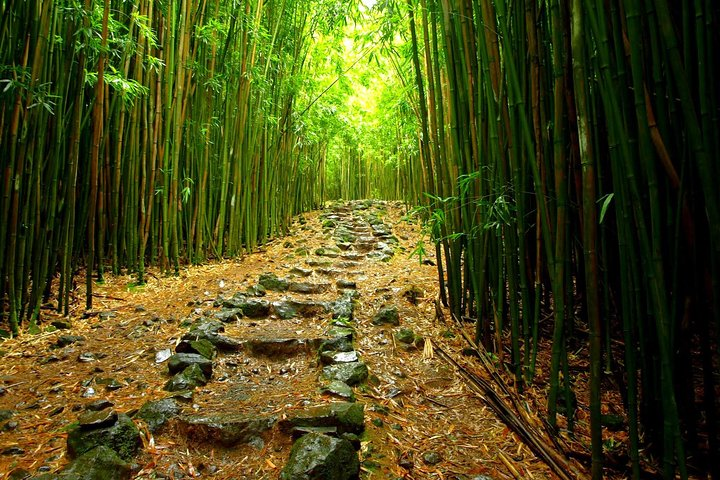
[0,200,558,480]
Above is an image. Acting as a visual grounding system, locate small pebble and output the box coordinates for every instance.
[78,352,96,363]
[3,421,18,431]
[2,446,25,456]
[422,451,442,465]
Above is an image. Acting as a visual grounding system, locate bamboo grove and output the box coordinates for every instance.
[2,0,719,478]
[396,0,720,478]
[0,0,364,332]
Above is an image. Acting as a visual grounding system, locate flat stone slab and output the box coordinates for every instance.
[136,398,181,433]
[288,282,331,294]
[321,362,368,386]
[181,329,242,352]
[279,402,365,435]
[258,273,289,292]
[336,261,361,269]
[177,414,277,447]
[164,364,208,392]
[168,353,213,378]
[320,381,356,402]
[243,338,324,359]
[272,299,330,318]
[320,350,360,365]
[289,267,313,277]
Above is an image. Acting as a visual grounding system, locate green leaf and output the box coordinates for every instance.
[598,193,614,224]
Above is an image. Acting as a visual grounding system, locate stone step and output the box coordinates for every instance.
[175,413,277,448]
[288,281,331,295]
[242,337,324,359]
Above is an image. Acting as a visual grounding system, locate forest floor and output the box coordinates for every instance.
[0,201,604,480]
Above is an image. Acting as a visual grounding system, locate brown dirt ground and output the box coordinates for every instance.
[0,201,625,479]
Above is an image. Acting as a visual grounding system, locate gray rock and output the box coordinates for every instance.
[315,268,342,277]
[321,362,368,386]
[182,324,242,352]
[164,364,208,392]
[280,402,365,435]
[56,335,85,348]
[177,414,276,447]
[235,297,271,318]
[367,251,393,262]
[2,446,24,455]
[85,400,113,412]
[246,284,267,297]
[78,410,118,429]
[135,398,180,432]
[275,299,329,318]
[319,337,354,353]
[175,339,217,360]
[336,261,361,269]
[245,338,322,359]
[288,282,330,294]
[258,273,289,292]
[320,351,359,365]
[213,308,243,323]
[314,248,340,258]
[372,306,400,326]
[336,280,356,289]
[422,451,442,465]
[320,381,356,402]
[0,410,15,421]
[42,446,131,480]
[78,352,96,363]
[289,267,313,277]
[394,328,423,347]
[155,349,173,363]
[189,319,225,334]
[67,414,141,460]
[168,353,213,378]
[329,296,354,321]
[272,301,298,319]
[51,320,72,330]
[326,327,354,342]
[280,433,359,480]
[306,259,334,267]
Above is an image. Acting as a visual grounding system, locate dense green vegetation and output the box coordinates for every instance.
[395,1,720,478]
[1,0,719,479]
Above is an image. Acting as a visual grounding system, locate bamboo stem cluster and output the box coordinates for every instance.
[0,0,334,328]
[401,0,720,477]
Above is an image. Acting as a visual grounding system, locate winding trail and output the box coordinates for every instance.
[0,201,557,479]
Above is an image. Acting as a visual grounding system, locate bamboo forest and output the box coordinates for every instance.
[0,0,718,479]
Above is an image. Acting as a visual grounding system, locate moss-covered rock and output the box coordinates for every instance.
[280,402,364,435]
[36,446,132,480]
[167,353,213,378]
[67,414,141,461]
[164,364,208,392]
[371,306,399,326]
[175,338,217,360]
[135,398,180,432]
[322,362,368,386]
[258,273,289,292]
[280,433,359,480]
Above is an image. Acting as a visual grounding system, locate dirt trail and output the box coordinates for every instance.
[0,201,556,479]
